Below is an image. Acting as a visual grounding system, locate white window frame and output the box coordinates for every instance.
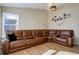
[2,13,19,38]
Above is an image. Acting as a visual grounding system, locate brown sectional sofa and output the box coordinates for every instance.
[2,29,74,54]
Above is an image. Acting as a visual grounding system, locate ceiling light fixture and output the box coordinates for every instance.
[50,3,56,11]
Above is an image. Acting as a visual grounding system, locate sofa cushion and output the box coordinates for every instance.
[60,35,69,39]
[23,36,33,39]
[10,40,26,49]
[15,30,23,40]
[35,36,47,43]
[34,30,43,37]
[23,30,33,39]
[25,39,37,44]
[43,30,49,36]
[49,30,57,36]
[15,30,23,36]
[16,36,23,40]
[60,31,71,37]
[56,37,67,42]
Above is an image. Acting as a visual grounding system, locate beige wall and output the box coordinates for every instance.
[2,7,48,30]
[48,3,79,45]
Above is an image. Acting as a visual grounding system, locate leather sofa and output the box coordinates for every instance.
[2,29,74,54]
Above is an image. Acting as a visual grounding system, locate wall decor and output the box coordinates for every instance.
[59,16,62,20]
[63,13,66,19]
[51,12,71,22]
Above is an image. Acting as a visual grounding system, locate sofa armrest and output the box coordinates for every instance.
[2,39,10,54]
[67,37,73,47]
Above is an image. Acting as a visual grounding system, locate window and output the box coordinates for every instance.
[2,13,19,38]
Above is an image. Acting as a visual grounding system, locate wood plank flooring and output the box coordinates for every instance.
[8,42,79,55]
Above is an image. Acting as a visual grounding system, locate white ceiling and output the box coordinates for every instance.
[0,3,47,9]
[0,3,65,11]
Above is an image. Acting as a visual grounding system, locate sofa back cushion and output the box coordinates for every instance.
[10,40,26,49]
[15,30,23,40]
[34,30,43,37]
[23,30,33,39]
[59,30,72,37]
[43,30,49,36]
[49,30,57,36]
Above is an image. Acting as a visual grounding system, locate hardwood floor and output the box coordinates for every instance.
[8,42,79,55]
